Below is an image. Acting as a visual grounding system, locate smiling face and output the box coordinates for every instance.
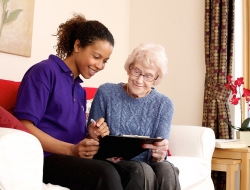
[127,62,158,98]
[65,39,113,79]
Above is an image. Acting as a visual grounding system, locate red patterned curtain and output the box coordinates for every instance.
[203,0,235,189]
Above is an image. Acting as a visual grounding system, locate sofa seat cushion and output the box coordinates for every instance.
[168,156,210,189]
[42,183,69,190]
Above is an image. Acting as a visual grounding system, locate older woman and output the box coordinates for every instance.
[88,43,181,190]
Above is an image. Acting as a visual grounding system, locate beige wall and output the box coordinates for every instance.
[0,0,130,86]
[0,0,205,126]
[129,0,205,125]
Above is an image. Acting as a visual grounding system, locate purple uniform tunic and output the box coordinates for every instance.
[14,55,87,157]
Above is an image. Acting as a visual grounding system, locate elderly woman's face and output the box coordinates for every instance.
[127,62,158,98]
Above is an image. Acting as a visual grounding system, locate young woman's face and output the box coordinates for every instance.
[75,40,113,79]
[127,62,158,98]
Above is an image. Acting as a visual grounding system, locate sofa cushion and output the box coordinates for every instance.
[83,87,97,100]
[0,106,30,133]
[0,79,20,113]
[167,149,171,156]
[0,128,43,190]
[42,183,69,190]
[0,79,97,113]
[0,79,97,132]
[167,156,210,189]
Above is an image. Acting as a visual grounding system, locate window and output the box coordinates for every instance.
[242,0,250,118]
[233,0,249,130]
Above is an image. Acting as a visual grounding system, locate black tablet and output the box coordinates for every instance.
[93,135,164,160]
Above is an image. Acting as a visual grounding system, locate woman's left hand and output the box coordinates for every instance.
[87,118,110,141]
[142,138,169,162]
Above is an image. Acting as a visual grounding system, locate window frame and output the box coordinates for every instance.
[243,0,250,118]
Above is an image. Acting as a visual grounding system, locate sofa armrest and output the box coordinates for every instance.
[168,125,215,160]
[0,128,43,190]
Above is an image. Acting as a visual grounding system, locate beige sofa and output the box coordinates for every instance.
[0,127,69,190]
[0,125,215,190]
[168,125,215,190]
[0,79,215,189]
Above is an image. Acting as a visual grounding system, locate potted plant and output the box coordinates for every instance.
[224,75,250,146]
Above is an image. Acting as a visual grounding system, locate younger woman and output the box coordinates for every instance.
[14,13,143,190]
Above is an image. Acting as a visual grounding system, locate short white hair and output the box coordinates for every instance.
[124,43,168,85]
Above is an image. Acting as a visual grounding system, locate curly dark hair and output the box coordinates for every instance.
[54,13,114,59]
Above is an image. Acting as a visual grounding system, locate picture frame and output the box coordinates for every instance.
[0,0,35,57]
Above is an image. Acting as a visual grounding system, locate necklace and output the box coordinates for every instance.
[125,83,151,98]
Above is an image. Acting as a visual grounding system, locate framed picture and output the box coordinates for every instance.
[0,0,35,57]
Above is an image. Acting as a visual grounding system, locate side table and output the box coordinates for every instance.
[212,147,250,190]
[212,158,241,190]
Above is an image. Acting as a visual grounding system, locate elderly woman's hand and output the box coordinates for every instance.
[87,118,110,141]
[142,139,169,162]
[106,157,123,163]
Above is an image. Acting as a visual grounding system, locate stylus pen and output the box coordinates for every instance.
[91,119,102,139]
[91,118,100,128]
[90,118,98,127]
[91,118,96,124]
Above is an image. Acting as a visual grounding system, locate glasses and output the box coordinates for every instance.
[129,66,158,82]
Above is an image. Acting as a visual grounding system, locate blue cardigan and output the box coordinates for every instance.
[88,83,174,162]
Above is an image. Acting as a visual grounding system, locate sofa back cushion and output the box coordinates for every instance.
[0,79,97,113]
[0,79,20,114]
[83,87,98,100]
[0,79,97,133]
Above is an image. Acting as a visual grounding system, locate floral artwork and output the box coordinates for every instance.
[0,0,22,37]
[0,0,35,57]
[224,75,250,131]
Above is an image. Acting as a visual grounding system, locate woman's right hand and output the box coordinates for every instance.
[20,119,99,159]
[72,138,100,159]
[88,118,110,141]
